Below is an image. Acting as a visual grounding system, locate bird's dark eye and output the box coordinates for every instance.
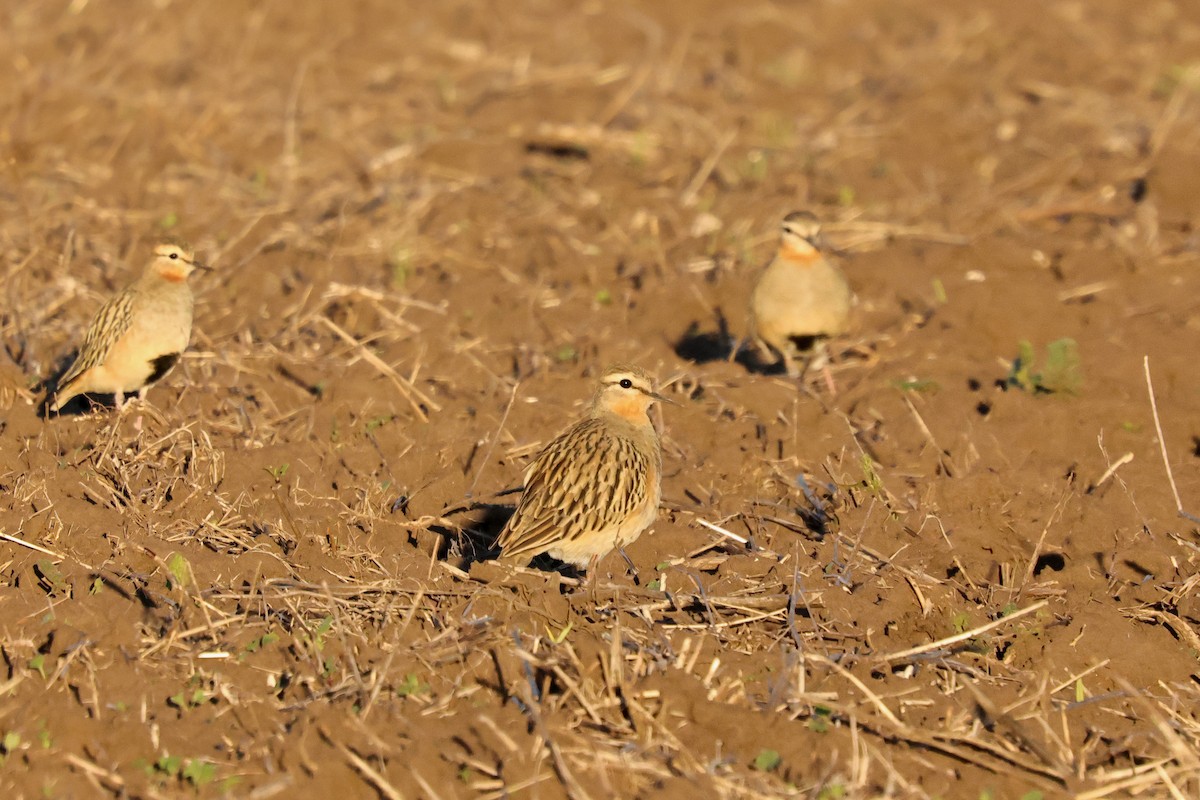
[169,252,179,260]
[619,379,633,389]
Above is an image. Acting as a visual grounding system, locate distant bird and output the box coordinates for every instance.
[50,243,208,413]
[496,365,666,570]
[748,211,852,378]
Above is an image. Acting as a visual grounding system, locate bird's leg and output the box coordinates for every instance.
[783,353,800,380]
[783,345,828,404]
[783,341,806,381]
[757,338,783,375]
[131,386,151,433]
[584,553,601,598]
[812,340,838,397]
[618,547,639,586]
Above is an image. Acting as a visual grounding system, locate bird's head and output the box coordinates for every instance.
[150,243,209,283]
[780,210,825,256]
[591,365,668,423]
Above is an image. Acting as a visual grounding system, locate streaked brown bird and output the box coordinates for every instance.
[50,243,208,413]
[749,211,852,378]
[496,365,666,569]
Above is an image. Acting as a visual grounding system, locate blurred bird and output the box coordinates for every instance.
[496,365,666,570]
[748,211,852,379]
[50,243,208,413]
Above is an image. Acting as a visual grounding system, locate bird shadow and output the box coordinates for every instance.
[35,354,82,419]
[441,501,514,569]
[425,497,593,579]
[673,315,789,376]
[37,354,121,419]
[795,474,838,540]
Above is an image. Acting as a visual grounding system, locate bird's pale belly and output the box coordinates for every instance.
[93,317,190,393]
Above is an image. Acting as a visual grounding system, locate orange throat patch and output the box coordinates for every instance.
[780,243,822,265]
[159,268,188,283]
[607,395,651,423]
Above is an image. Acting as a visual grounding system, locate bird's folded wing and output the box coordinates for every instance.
[57,289,136,387]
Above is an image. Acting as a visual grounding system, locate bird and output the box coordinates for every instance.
[748,211,852,379]
[49,243,208,413]
[495,365,667,570]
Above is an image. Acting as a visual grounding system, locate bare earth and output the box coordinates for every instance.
[3,1,1200,797]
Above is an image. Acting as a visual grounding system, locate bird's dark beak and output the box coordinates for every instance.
[650,390,677,405]
[192,260,213,272]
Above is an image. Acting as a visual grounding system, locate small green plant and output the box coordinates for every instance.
[310,616,334,650]
[752,748,782,771]
[28,654,47,679]
[807,705,833,733]
[168,687,210,711]
[2,732,21,754]
[165,553,192,590]
[545,622,573,644]
[305,615,338,680]
[1008,338,1082,394]
[594,288,613,306]
[243,632,280,654]
[182,759,217,787]
[818,784,846,800]
[161,755,183,776]
[554,344,578,363]
[892,378,939,393]
[141,755,218,788]
[396,673,429,697]
[389,248,412,289]
[628,131,653,169]
[34,560,69,596]
[364,414,394,434]
[859,454,883,496]
[159,212,179,230]
[931,278,947,304]
[1152,63,1200,98]
[264,463,290,482]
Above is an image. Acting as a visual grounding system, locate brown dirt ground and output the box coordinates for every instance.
[3,0,1200,797]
